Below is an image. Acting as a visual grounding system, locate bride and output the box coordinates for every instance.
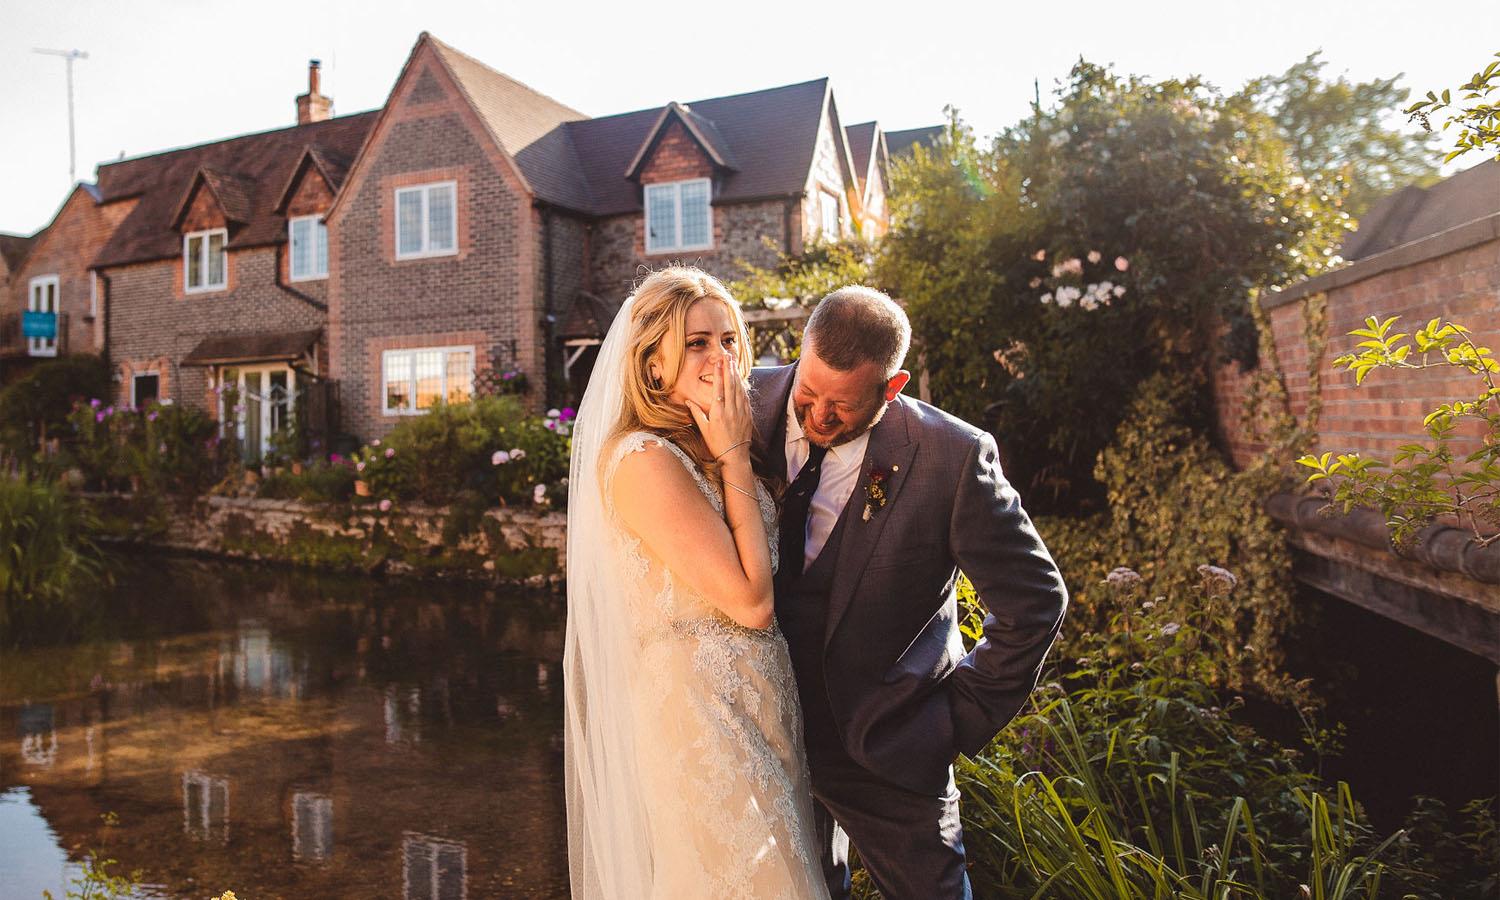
[563,267,830,898]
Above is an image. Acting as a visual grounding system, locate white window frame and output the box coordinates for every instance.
[183,228,228,293]
[288,214,329,281]
[644,177,713,254]
[381,344,475,416]
[818,189,842,239]
[394,181,458,260]
[27,274,60,357]
[88,271,98,318]
[130,370,160,408]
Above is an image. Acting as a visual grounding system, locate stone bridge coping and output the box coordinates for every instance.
[1264,212,1500,310]
[1266,491,1500,586]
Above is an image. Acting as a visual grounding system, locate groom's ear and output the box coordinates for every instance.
[883,370,911,402]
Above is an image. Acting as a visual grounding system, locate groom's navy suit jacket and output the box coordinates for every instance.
[751,364,1068,795]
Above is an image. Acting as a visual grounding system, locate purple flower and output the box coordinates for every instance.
[147,411,158,422]
[95,412,105,423]
[104,406,115,416]
[560,407,576,421]
[89,398,101,408]
[329,453,344,464]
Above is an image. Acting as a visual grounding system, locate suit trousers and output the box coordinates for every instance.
[808,749,972,900]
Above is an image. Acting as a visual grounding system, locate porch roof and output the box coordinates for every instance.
[181,328,321,367]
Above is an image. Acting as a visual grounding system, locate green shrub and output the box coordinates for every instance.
[946,574,1475,899]
[0,471,104,645]
[348,395,570,509]
[0,354,111,459]
[63,400,226,494]
[257,460,356,503]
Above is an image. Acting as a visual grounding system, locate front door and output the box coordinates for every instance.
[218,365,296,462]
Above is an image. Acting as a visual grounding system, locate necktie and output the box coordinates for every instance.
[777,441,829,589]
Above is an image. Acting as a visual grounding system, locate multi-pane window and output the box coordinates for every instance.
[819,191,841,239]
[395,182,457,259]
[27,275,59,357]
[184,229,227,292]
[382,346,474,415]
[644,178,712,253]
[289,215,328,280]
[402,832,467,900]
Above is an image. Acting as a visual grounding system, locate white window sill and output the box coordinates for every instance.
[288,272,328,283]
[394,247,458,261]
[185,283,228,295]
[645,242,714,256]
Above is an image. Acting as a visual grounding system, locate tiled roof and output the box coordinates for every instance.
[0,232,35,272]
[1340,160,1500,260]
[427,36,593,212]
[92,111,378,269]
[846,121,879,189]
[180,328,322,366]
[623,102,739,179]
[884,125,943,159]
[567,79,830,217]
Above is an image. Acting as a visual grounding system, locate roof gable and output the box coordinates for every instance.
[171,167,256,230]
[624,102,738,179]
[883,125,943,159]
[273,147,348,214]
[567,78,830,217]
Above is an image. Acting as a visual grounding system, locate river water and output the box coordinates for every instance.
[0,554,569,899]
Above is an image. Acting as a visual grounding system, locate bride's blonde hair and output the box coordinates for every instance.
[611,266,754,480]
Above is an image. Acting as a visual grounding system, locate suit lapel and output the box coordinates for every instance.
[824,397,917,644]
[750,364,795,483]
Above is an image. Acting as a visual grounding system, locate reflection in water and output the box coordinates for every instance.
[402,831,468,900]
[291,791,333,863]
[182,771,230,844]
[0,555,569,898]
[19,704,57,768]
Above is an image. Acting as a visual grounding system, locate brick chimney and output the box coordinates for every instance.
[296,60,332,125]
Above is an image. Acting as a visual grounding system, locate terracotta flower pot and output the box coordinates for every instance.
[354,479,371,497]
[291,462,304,476]
[243,468,260,487]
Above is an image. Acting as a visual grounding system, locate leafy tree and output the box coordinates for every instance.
[726,237,876,308]
[1406,51,1500,162]
[1239,51,1440,218]
[878,62,1349,512]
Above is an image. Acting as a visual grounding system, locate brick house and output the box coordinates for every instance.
[89,63,374,454]
[13,32,935,452]
[0,184,128,381]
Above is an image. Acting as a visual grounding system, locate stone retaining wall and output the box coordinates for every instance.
[86,493,568,584]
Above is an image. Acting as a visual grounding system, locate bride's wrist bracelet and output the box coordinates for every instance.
[722,478,757,500]
[715,439,751,461]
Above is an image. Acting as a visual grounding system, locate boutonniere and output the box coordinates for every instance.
[862,462,895,521]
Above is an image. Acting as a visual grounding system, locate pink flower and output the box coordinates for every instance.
[95,412,105,423]
[1114,256,1130,272]
[378,499,392,512]
[384,448,395,459]
[560,407,576,421]
[356,461,366,472]
[372,439,381,447]
[329,453,344,464]
[492,450,510,465]
[510,448,526,460]
[1087,250,1102,264]
[1028,277,1042,289]
[1031,249,1046,261]
[89,398,101,408]
[147,411,158,422]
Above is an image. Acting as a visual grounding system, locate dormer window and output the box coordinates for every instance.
[395,182,457,259]
[289,215,328,281]
[184,229,227,293]
[644,178,711,254]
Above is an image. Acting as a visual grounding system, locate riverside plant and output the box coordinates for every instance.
[932,565,1468,900]
[0,471,104,646]
[1297,316,1500,547]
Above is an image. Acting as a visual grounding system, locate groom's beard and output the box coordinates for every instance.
[795,395,888,449]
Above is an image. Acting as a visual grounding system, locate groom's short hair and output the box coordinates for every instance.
[804,286,911,380]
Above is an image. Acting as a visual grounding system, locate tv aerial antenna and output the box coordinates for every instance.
[32,48,90,185]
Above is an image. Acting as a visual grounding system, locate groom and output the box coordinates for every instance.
[750,286,1068,899]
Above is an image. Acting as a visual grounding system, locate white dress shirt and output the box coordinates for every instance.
[784,391,871,567]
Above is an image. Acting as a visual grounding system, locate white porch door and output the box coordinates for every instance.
[28,276,59,357]
[218,365,296,462]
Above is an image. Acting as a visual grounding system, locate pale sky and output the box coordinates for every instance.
[2,0,1495,235]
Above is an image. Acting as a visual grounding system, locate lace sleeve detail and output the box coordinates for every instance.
[605,432,724,517]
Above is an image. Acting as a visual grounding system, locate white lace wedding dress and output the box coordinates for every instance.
[603,430,830,900]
